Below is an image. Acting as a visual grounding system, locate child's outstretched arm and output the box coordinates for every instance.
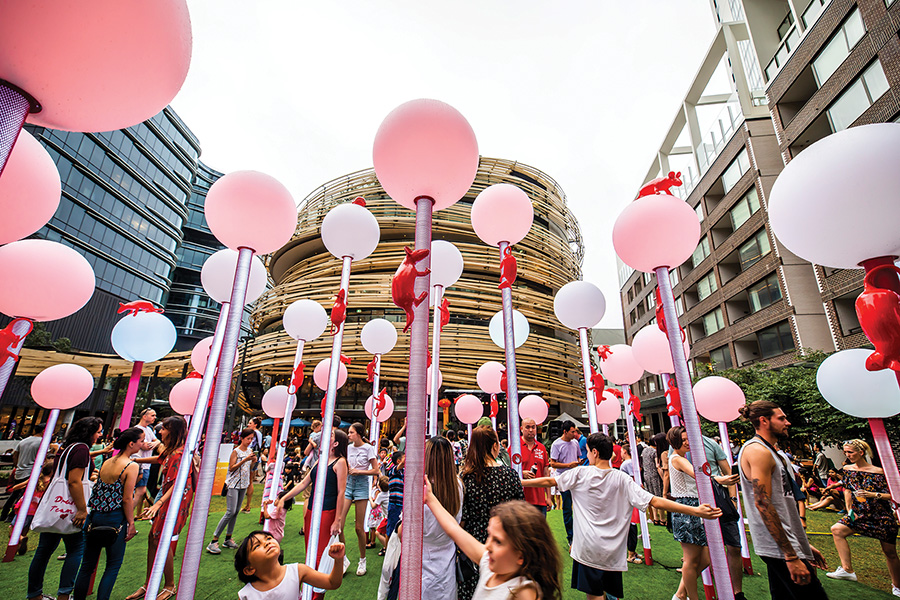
[276,472,312,509]
[424,479,484,564]
[298,542,345,591]
[521,476,557,488]
[650,496,722,520]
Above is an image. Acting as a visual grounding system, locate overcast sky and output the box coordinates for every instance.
[170,1,718,329]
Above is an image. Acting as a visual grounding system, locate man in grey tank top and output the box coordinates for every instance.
[738,400,828,599]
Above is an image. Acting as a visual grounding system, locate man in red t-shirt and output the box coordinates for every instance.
[520,418,550,516]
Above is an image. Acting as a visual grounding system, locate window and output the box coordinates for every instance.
[669,269,679,288]
[748,273,783,312]
[812,8,865,86]
[675,296,684,317]
[729,187,761,230]
[697,271,718,301]
[692,237,711,268]
[702,307,725,337]
[643,272,653,285]
[827,60,890,131]
[710,345,733,370]
[758,321,795,358]
[721,149,750,195]
[695,202,704,223]
[777,12,794,41]
[739,229,772,271]
[647,293,656,311]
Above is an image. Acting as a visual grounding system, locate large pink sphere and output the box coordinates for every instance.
[31,363,94,410]
[476,361,505,395]
[599,344,645,385]
[262,385,293,419]
[613,194,701,273]
[0,0,192,132]
[631,325,690,375]
[519,395,549,424]
[454,394,484,425]
[373,99,479,211]
[365,393,395,423]
[313,358,349,392]
[694,376,745,423]
[169,377,201,416]
[471,184,534,247]
[205,171,298,255]
[0,131,61,245]
[596,391,622,425]
[0,239,94,321]
[190,336,236,374]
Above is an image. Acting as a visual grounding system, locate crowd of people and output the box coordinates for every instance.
[3,399,900,599]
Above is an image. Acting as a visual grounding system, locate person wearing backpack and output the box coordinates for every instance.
[27,417,103,600]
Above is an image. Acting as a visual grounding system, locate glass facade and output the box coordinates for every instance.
[826,60,890,132]
[748,273,783,313]
[697,271,718,301]
[738,229,772,271]
[730,187,761,230]
[812,8,865,87]
[758,321,795,358]
[721,148,750,195]
[692,237,711,268]
[709,345,733,370]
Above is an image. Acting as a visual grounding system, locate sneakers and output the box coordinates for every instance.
[892,586,900,597]
[356,558,367,576]
[343,556,350,574]
[826,566,857,581]
[206,541,221,555]
[222,538,238,549]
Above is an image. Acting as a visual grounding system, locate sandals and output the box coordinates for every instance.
[628,556,643,564]
[157,587,176,600]
[125,587,146,600]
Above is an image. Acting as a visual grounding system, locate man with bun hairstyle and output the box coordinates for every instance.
[738,400,828,599]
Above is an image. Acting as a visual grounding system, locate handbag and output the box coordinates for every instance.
[455,547,479,584]
[31,444,94,535]
[312,534,341,593]
[86,517,123,548]
[711,479,739,523]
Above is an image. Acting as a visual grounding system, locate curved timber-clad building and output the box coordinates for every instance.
[245,157,587,424]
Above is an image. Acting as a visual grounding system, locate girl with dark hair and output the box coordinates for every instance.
[340,422,379,576]
[126,416,191,600]
[643,435,664,525]
[208,428,257,555]
[72,428,143,600]
[422,436,464,598]
[426,493,562,600]
[275,428,348,595]
[458,427,524,600]
[27,417,103,600]
[653,432,671,501]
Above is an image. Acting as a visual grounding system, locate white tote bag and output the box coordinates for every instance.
[31,444,93,535]
[312,534,341,594]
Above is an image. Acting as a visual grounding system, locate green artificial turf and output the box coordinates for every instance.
[0,497,896,598]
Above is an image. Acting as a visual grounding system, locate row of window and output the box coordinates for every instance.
[693,272,783,337]
[705,320,796,370]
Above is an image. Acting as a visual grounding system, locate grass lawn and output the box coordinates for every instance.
[0,497,896,598]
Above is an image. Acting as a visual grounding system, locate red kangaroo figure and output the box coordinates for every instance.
[489,394,499,418]
[375,388,388,413]
[352,197,367,207]
[0,322,27,366]
[340,354,352,365]
[665,378,682,417]
[118,300,163,316]
[365,357,377,383]
[186,371,202,379]
[596,345,613,361]
[629,393,643,422]
[589,366,605,405]
[392,246,430,333]
[856,265,900,372]
[439,297,450,332]
[609,388,623,400]
[330,289,347,335]
[289,361,305,394]
[427,349,432,369]
[636,171,683,199]
[655,288,687,342]
[498,246,517,290]
[500,369,508,394]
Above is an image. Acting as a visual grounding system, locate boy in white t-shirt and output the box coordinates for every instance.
[523,433,722,600]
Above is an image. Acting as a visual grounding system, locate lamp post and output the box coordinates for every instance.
[428,241,464,437]
[373,99,478,600]
[360,318,398,442]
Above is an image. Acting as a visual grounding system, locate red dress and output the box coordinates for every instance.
[150,450,195,540]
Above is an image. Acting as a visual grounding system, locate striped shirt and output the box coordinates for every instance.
[386,463,404,507]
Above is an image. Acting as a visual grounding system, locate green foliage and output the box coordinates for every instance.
[52,337,72,353]
[22,321,52,348]
[695,349,868,449]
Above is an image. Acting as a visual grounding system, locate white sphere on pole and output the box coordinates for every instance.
[430,240,464,288]
[489,310,529,349]
[553,281,606,330]
[262,385,294,419]
[201,249,268,304]
[360,318,398,355]
[321,203,380,261]
[283,299,329,342]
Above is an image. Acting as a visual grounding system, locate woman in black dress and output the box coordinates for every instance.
[457,426,525,600]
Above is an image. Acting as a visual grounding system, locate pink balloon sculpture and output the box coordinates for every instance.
[190,336,236,374]
[612,194,701,273]
[169,377,201,416]
[365,393,395,423]
[262,385,292,419]
[598,344,645,386]
[373,99,479,211]
[0,131,60,245]
[693,376,745,423]
[596,390,621,425]
[0,0,192,133]
[204,171,299,255]
[519,395,549,424]
[454,394,484,425]
[471,184,534,247]
[476,361,505,395]
[0,239,94,321]
[313,358,348,391]
[31,363,94,409]
[632,325,690,375]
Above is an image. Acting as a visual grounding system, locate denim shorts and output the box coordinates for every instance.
[136,468,149,488]
[344,474,369,501]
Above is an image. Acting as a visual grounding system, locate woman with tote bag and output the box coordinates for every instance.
[27,417,103,600]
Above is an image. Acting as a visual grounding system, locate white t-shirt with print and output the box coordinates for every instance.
[555,465,654,572]
[347,443,377,472]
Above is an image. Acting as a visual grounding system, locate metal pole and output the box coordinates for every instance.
[3,408,58,561]
[118,361,144,431]
[869,418,900,523]
[656,266,734,600]
[229,335,251,433]
[302,256,353,600]
[0,318,33,400]
[145,306,230,600]
[398,197,433,600]
[578,328,599,434]
[177,249,253,600]
[623,385,652,565]
[718,421,753,574]
[498,242,522,476]
[369,354,382,445]
[429,285,444,438]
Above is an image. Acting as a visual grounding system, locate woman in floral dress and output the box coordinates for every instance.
[826,439,900,595]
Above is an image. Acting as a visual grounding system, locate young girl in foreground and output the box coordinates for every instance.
[425,486,561,600]
[234,530,345,600]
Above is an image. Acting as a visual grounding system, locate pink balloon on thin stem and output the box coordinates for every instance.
[471,184,534,247]
[0,131,60,245]
[365,394,395,423]
[519,395,548,424]
[454,394,484,425]
[598,344,644,386]
[693,376,745,423]
[169,377,201,416]
[596,391,621,425]
[632,325,690,375]
[313,358,349,391]
[613,194,700,273]
[476,361,505,395]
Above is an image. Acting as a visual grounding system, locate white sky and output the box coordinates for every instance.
[170,1,718,329]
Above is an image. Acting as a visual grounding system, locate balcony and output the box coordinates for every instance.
[696,96,745,173]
